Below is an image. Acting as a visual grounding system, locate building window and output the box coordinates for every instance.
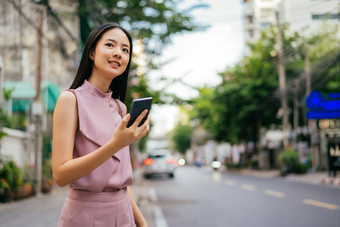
[312,13,340,20]
[260,8,273,18]
[248,29,254,38]
[247,15,253,23]
[260,22,271,29]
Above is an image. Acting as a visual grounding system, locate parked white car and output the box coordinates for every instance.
[143,149,176,179]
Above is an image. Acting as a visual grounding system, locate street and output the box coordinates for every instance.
[144,166,340,227]
[1,166,340,227]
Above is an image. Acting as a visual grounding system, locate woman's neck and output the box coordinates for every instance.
[88,75,111,93]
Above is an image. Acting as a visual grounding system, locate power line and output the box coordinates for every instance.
[5,0,79,59]
[6,0,42,36]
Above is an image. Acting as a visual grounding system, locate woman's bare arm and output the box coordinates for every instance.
[127,186,148,227]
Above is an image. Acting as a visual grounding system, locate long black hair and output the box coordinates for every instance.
[70,22,133,103]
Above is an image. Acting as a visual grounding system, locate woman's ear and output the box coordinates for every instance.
[89,50,94,60]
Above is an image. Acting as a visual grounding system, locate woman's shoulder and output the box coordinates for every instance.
[53,90,78,119]
[56,90,77,106]
[59,90,76,99]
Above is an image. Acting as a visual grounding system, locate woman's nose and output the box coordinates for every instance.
[113,49,122,59]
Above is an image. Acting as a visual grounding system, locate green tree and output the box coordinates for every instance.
[171,124,192,155]
[192,23,339,147]
[77,0,207,51]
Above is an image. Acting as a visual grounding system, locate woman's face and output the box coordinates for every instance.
[90,28,131,81]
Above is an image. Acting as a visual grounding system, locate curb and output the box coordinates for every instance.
[321,177,340,186]
[226,168,340,187]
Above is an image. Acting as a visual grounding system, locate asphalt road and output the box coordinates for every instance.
[1,166,339,227]
[146,166,340,227]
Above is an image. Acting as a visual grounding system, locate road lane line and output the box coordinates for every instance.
[265,189,286,198]
[149,188,158,202]
[149,188,168,227]
[302,199,339,210]
[212,172,222,183]
[241,184,256,191]
[154,206,168,227]
[224,180,236,186]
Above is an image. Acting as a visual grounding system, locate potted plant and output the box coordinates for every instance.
[0,178,10,202]
[0,160,23,201]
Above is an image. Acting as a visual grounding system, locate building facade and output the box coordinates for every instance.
[242,0,339,45]
[277,0,340,36]
[0,0,80,90]
[242,0,281,44]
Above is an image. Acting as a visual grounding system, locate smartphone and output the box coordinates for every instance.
[127,97,153,127]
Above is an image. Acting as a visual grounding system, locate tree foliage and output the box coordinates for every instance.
[171,124,193,155]
[77,0,207,54]
[192,23,339,145]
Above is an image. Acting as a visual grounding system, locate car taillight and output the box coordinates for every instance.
[144,158,154,165]
[166,158,174,164]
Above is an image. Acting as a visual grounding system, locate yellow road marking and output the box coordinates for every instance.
[224,180,236,186]
[241,184,256,191]
[302,199,339,210]
[265,189,286,198]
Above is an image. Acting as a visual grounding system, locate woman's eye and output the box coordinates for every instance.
[105,43,113,47]
[123,48,129,53]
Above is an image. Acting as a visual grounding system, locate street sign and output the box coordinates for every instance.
[306,91,340,119]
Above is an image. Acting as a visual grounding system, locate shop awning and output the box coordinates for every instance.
[3,81,60,112]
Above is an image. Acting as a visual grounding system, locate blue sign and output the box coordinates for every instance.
[306,91,340,119]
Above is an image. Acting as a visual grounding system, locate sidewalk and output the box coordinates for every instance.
[0,181,156,227]
[227,168,340,187]
[0,186,67,227]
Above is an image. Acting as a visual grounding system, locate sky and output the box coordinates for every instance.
[149,0,245,137]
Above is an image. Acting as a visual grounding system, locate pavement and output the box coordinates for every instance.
[0,167,339,227]
[226,168,340,186]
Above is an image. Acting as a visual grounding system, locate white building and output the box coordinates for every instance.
[0,0,80,90]
[242,0,339,44]
[277,0,340,36]
[242,0,281,44]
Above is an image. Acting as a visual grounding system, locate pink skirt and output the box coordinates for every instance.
[58,188,136,227]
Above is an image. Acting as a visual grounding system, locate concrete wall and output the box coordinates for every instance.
[0,127,33,168]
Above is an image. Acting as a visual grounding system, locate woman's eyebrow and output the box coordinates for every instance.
[105,39,130,48]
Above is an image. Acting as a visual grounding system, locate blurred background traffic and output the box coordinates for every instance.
[0,0,339,226]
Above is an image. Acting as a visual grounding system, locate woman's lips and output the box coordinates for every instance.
[109,60,121,67]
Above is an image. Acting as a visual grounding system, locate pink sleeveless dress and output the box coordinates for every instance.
[58,80,135,227]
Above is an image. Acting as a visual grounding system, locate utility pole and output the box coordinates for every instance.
[33,3,45,196]
[275,11,289,147]
[305,53,311,95]
[0,56,3,108]
[305,53,319,170]
[293,79,299,148]
[0,56,3,159]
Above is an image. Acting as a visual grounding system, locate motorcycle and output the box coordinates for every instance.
[211,160,222,171]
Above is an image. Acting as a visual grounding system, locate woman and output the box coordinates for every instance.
[52,22,149,227]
